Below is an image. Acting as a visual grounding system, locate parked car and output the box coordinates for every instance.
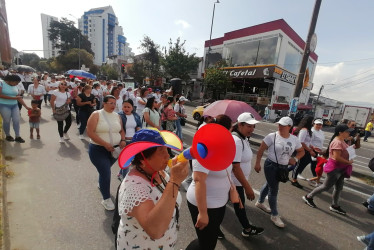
[192,103,211,120]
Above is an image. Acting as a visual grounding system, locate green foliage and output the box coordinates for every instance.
[100,64,119,80]
[127,57,146,84]
[162,38,200,81]
[55,48,94,71]
[204,60,232,100]
[139,36,163,82]
[19,53,41,70]
[48,18,94,55]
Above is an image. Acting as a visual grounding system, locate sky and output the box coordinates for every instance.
[5,0,374,106]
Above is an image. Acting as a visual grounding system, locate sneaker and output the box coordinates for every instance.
[242,226,264,237]
[362,201,369,208]
[217,227,225,239]
[329,205,346,215]
[77,123,81,129]
[79,134,84,140]
[101,198,115,211]
[357,235,369,246]
[270,215,285,228]
[63,133,70,140]
[5,135,14,142]
[59,137,65,143]
[255,201,271,213]
[303,195,317,208]
[14,137,25,143]
[291,181,303,189]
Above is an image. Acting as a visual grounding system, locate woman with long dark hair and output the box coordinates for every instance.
[290,115,315,189]
[76,84,96,140]
[303,124,354,215]
[110,86,122,113]
[142,96,161,129]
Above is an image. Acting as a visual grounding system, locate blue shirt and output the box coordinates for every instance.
[0,80,18,105]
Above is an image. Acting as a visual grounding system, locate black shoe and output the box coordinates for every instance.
[217,228,225,239]
[291,181,303,189]
[303,195,317,208]
[242,226,264,237]
[5,135,14,142]
[329,205,346,215]
[14,137,25,143]
[362,201,369,208]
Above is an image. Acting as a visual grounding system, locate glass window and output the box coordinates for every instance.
[205,48,223,67]
[256,37,278,65]
[283,42,302,74]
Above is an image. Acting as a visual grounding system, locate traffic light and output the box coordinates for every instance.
[121,64,125,73]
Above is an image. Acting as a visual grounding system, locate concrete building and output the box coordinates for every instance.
[78,6,133,66]
[202,19,318,119]
[41,13,59,59]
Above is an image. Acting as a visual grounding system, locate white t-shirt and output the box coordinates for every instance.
[231,134,253,186]
[298,129,312,147]
[120,88,127,99]
[263,132,302,165]
[16,82,25,95]
[16,73,25,82]
[52,90,71,108]
[47,81,59,94]
[27,84,46,96]
[154,93,161,103]
[125,114,137,138]
[174,103,185,116]
[187,160,232,208]
[115,97,123,113]
[136,97,147,117]
[311,128,325,150]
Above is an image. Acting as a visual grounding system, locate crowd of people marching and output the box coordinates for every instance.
[0,69,373,250]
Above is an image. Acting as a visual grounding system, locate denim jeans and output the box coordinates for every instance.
[258,158,280,216]
[78,110,91,135]
[175,118,183,140]
[363,231,374,250]
[89,143,116,200]
[292,151,311,180]
[368,193,374,212]
[0,103,20,137]
[364,131,372,141]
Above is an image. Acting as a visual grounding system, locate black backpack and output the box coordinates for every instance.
[369,158,374,172]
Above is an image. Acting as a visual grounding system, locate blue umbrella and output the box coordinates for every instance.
[66,69,96,80]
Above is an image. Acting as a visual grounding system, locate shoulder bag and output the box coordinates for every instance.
[274,133,289,183]
[226,169,244,208]
[53,93,70,121]
[101,110,122,159]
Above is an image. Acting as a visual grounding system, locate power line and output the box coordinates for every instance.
[325,76,374,91]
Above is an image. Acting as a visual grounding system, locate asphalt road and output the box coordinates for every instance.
[3,99,374,250]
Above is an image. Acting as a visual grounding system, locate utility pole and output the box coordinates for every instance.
[293,0,322,98]
[313,85,324,116]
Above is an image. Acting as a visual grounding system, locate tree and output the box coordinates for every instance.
[204,60,232,100]
[56,48,95,72]
[19,53,41,70]
[139,36,162,84]
[127,57,146,84]
[100,64,119,80]
[162,38,200,81]
[48,18,94,55]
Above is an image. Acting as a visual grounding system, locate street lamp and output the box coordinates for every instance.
[203,0,220,104]
[69,14,81,70]
[313,83,334,116]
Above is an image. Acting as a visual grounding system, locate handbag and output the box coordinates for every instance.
[101,110,121,159]
[226,169,244,208]
[274,133,289,183]
[368,158,374,172]
[53,93,70,121]
[180,118,186,126]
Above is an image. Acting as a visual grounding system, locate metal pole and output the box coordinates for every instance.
[293,0,322,98]
[78,30,81,70]
[314,85,324,116]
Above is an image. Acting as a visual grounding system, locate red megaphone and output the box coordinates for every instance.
[168,123,236,171]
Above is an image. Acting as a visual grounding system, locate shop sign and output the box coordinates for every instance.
[273,67,297,84]
[257,97,270,105]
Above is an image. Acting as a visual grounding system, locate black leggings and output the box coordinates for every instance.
[186,201,226,250]
[292,151,311,180]
[57,113,72,137]
[234,186,251,229]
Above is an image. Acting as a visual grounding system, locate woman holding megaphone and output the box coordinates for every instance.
[186,114,233,250]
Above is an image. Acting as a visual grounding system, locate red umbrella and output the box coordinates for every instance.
[203,100,262,121]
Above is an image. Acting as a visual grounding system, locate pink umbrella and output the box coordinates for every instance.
[203,100,262,121]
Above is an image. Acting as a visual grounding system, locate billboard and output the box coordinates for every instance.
[0,0,12,65]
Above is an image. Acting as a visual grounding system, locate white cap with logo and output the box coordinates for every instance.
[276,117,293,126]
[237,112,260,125]
[179,96,189,102]
[314,119,323,124]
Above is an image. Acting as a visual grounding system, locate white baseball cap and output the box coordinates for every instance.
[276,117,293,126]
[237,112,259,125]
[179,96,189,102]
[314,119,323,124]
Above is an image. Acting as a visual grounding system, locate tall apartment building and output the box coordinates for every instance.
[78,6,133,66]
[41,13,59,59]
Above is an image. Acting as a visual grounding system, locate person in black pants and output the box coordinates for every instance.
[76,85,96,139]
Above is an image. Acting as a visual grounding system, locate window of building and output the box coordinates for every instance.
[283,42,302,74]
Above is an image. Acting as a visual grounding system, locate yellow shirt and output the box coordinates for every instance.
[365,122,373,132]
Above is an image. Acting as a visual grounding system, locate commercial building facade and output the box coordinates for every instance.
[0,0,12,65]
[203,19,318,119]
[78,6,134,66]
[41,13,59,59]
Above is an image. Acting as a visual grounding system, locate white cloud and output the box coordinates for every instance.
[175,20,191,29]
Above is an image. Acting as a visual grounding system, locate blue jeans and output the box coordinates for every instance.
[78,110,91,135]
[368,193,374,212]
[0,103,20,137]
[258,158,281,216]
[364,131,372,141]
[175,118,183,140]
[364,231,374,250]
[89,143,116,200]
